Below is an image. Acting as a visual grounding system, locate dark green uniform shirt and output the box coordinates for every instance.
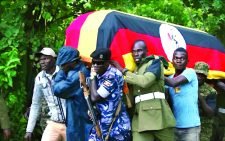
[216,88,225,108]
[0,95,10,129]
[124,56,175,132]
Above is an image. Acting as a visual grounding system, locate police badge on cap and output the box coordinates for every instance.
[91,48,111,61]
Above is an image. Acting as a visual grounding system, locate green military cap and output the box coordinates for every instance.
[194,61,209,76]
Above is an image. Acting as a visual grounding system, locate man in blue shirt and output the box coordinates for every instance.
[165,47,201,141]
[89,48,131,141]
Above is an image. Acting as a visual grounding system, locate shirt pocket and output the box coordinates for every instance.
[141,100,162,111]
[138,100,162,130]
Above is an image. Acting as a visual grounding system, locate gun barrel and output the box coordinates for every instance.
[79,71,104,140]
[85,96,98,125]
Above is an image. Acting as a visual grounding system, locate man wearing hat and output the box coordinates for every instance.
[89,48,131,141]
[194,61,217,117]
[53,46,92,141]
[196,62,225,141]
[24,47,66,141]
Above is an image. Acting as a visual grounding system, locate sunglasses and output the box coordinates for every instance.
[92,60,105,65]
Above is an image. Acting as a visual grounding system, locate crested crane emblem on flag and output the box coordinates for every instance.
[99,54,103,59]
[65,10,225,79]
[160,24,186,61]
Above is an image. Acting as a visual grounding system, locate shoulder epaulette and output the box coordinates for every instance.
[143,55,169,69]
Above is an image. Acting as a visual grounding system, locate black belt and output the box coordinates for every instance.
[51,120,65,124]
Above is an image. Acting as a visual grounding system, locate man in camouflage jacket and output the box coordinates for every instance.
[194,61,217,117]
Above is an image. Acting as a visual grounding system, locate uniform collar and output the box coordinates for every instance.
[97,65,111,79]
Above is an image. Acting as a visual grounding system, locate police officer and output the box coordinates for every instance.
[89,48,131,141]
[113,40,175,141]
[194,61,217,117]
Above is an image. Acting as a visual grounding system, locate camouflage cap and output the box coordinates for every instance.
[194,61,209,76]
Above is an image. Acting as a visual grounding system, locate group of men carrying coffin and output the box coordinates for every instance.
[23,39,225,141]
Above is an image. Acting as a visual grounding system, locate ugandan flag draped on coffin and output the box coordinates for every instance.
[65,10,225,79]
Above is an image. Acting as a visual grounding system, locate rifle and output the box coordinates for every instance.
[79,71,104,140]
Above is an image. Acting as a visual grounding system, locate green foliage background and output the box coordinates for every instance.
[0,0,224,140]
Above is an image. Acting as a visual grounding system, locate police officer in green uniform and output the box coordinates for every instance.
[194,61,217,117]
[112,40,176,141]
[210,79,225,141]
[0,94,11,140]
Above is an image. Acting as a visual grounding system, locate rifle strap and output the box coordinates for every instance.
[104,100,122,141]
[45,75,66,123]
